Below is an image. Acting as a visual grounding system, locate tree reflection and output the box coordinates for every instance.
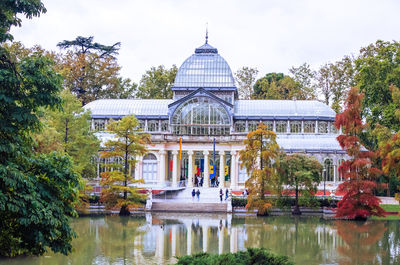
[335,220,386,265]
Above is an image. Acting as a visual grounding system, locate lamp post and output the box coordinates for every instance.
[323,167,326,198]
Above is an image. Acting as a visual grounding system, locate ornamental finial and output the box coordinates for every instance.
[205,22,208,44]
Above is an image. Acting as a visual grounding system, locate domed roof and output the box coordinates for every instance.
[172,41,236,89]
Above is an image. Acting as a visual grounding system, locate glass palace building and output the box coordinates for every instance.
[84,40,347,193]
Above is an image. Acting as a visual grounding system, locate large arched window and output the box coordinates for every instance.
[324,158,334,182]
[171,97,231,135]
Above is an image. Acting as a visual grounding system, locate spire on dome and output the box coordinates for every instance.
[205,23,208,44]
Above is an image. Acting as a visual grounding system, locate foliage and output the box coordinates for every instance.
[315,57,355,113]
[100,115,150,215]
[232,198,248,207]
[57,36,133,103]
[280,154,322,214]
[239,123,282,215]
[354,40,400,133]
[136,65,177,99]
[334,87,385,220]
[252,72,307,100]
[235,66,258,99]
[0,1,80,256]
[289,63,317,100]
[232,197,338,208]
[34,89,100,178]
[175,248,294,265]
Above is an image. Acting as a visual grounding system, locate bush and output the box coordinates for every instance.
[232,198,247,207]
[232,197,338,209]
[175,248,294,265]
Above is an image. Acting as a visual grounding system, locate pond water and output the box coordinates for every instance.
[1,213,399,265]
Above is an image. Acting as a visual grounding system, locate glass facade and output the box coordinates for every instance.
[171,96,230,135]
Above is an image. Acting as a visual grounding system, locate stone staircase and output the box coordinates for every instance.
[151,187,230,213]
[151,201,227,213]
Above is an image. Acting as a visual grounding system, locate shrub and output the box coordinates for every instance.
[232,198,247,207]
[175,248,294,265]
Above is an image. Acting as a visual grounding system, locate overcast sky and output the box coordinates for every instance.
[10,0,400,82]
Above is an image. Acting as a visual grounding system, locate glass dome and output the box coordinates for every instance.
[171,96,231,135]
[173,43,236,89]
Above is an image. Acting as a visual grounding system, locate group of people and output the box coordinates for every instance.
[191,188,230,202]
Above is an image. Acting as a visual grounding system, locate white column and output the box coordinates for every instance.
[187,224,192,255]
[188,150,194,188]
[203,150,209,188]
[171,226,177,256]
[230,227,237,253]
[159,150,166,186]
[202,224,208,252]
[230,151,237,189]
[172,150,178,187]
[219,152,225,188]
[135,155,141,181]
[315,120,318,133]
[218,226,224,254]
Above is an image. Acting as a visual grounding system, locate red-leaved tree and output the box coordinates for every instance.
[334,87,385,220]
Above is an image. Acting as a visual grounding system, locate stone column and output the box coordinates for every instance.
[159,150,166,186]
[203,150,209,188]
[230,151,237,189]
[172,150,178,187]
[171,226,177,256]
[218,226,224,254]
[188,150,194,188]
[202,224,208,252]
[187,224,192,255]
[315,120,318,134]
[219,152,225,188]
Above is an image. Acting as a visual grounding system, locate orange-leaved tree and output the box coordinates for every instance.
[239,122,282,215]
[334,87,385,220]
[100,115,150,216]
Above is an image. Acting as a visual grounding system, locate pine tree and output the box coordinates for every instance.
[334,87,385,220]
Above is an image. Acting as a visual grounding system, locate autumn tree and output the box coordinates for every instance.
[374,85,400,197]
[57,36,134,103]
[280,154,322,215]
[100,115,150,216]
[289,63,317,100]
[234,66,258,99]
[252,72,306,100]
[136,65,177,99]
[334,87,384,220]
[239,122,282,215]
[0,0,80,256]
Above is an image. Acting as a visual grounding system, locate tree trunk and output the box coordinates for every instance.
[119,205,130,216]
[292,184,301,215]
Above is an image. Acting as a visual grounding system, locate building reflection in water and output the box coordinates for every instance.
[13,214,399,265]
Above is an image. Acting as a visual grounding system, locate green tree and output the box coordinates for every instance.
[354,40,400,133]
[35,90,100,178]
[137,65,177,99]
[239,122,282,215]
[235,66,258,99]
[289,63,317,100]
[100,115,150,216]
[252,72,306,100]
[280,154,322,215]
[0,0,80,256]
[315,57,354,113]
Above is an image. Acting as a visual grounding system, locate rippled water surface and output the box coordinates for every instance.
[1,213,400,265]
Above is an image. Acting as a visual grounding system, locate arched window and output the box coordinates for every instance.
[324,158,334,182]
[142,153,157,183]
[171,97,231,135]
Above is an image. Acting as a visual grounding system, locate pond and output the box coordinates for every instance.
[1,213,399,265]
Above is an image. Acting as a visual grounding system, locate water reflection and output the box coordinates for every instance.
[1,214,400,265]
